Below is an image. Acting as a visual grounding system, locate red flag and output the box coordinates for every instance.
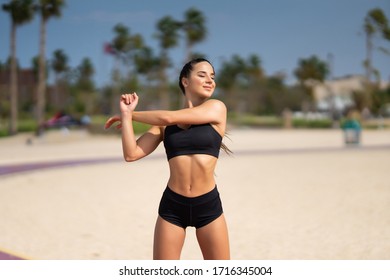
[103,42,116,55]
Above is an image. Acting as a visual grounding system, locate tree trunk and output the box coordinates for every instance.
[54,73,60,110]
[111,57,121,114]
[36,17,47,126]
[9,23,18,135]
[184,41,191,63]
[159,54,170,109]
[159,70,169,109]
[365,32,373,83]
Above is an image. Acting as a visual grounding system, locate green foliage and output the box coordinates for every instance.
[228,113,282,128]
[2,0,35,25]
[181,7,206,60]
[365,8,389,37]
[294,55,329,85]
[38,0,65,20]
[363,8,390,82]
[112,24,132,54]
[76,57,95,91]
[182,7,206,43]
[88,115,151,135]
[0,118,37,137]
[134,46,160,75]
[52,49,68,74]
[228,113,333,129]
[0,100,10,118]
[17,118,38,132]
[292,118,333,128]
[371,86,390,115]
[156,16,181,50]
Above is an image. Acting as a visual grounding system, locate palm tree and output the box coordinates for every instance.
[77,58,95,89]
[294,55,329,112]
[134,46,160,82]
[31,55,41,81]
[246,54,264,80]
[218,55,246,112]
[76,58,95,115]
[109,24,145,80]
[155,16,180,109]
[36,0,65,128]
[2,0,35,135]
[51,49,68,109]
[294,55,329,87]
[108,23,132,113]
[245,54,266,114]
[363,8,389,83]
[111,24,132,63]
[182,7,206,62]
[217,54,267,113]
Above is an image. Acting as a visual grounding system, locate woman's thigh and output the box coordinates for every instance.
[153,216,186,260]
[196,214,230,260]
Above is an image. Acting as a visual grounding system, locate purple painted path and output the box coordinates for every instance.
[0,251,24,260]
[0,157,122,176]
[1,145,389,177]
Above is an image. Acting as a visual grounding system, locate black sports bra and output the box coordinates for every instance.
[163,123,222,161]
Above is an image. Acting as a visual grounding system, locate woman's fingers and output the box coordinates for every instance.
[121,92,137,105]
[104,115,121,129]
[132,92,138,103]
[106,92,138,129]
[121,94,129,105]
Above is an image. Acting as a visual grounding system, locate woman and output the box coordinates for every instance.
[105,58,230,260]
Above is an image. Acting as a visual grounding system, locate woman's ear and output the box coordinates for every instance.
[181,77,189,88]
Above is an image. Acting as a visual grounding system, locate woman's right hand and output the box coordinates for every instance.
[120,92,139,114]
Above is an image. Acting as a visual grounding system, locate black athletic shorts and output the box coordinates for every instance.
[158,186,223,229]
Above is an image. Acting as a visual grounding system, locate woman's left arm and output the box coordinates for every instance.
[132,99,226,126]
[105,99,227,129]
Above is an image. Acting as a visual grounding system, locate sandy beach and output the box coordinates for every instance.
[0,127,389,260]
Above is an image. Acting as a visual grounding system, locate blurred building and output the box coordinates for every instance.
[0,68,56,115]
[312,75,365,112]
[0,69,38,111]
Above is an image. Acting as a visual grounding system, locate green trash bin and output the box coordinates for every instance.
[342,119,361,145]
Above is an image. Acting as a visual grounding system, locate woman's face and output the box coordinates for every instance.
[184,61,216,98]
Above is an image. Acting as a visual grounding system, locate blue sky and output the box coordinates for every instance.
[1,0,389,87]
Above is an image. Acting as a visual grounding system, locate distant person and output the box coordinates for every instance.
[342,109,361,145]
[80,115,91,127]
[105,58,231,260]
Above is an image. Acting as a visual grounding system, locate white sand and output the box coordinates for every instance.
[0,128,389,260]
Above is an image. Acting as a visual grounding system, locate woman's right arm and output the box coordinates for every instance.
[118,93,163,162]
[122,119,163,162]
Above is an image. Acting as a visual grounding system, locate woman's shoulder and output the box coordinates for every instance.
[146,125,166,137]
[203,99,227,111]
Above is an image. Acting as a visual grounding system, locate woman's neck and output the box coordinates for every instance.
[183,93,207,108]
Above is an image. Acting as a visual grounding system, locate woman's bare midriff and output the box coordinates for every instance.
[167,154,218,197]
